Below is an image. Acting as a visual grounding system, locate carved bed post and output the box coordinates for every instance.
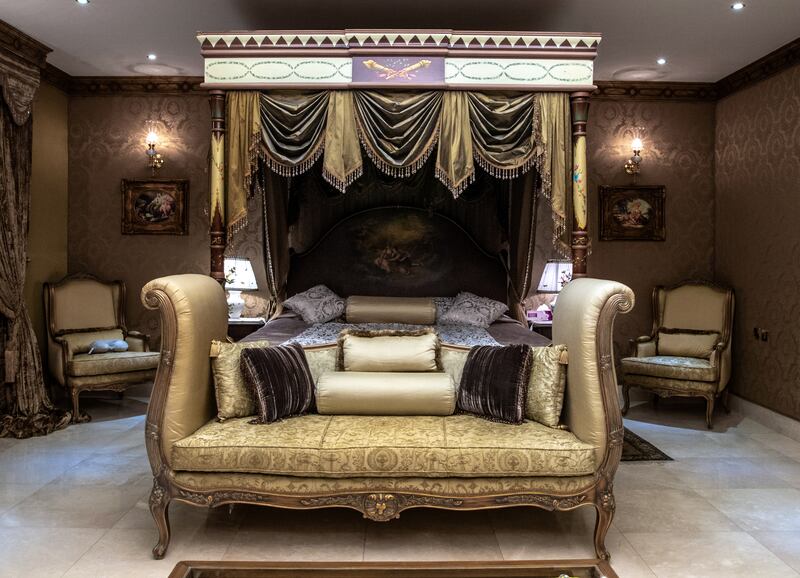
[209,90,226,284]
[570,91,591,278]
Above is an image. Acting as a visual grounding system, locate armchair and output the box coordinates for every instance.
[43,273,160,421]
[621,280,734,429]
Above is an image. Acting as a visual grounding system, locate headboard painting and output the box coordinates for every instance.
[287,207,507,302]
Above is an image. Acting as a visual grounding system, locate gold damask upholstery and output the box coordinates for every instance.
[44,274,158,421]
[621,281,734,428]
[171,414,596,478]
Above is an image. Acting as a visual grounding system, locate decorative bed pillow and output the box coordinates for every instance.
[240,343,315,423]
[316,371,456,415]
[88,339,129,354]
[433,296,456,320]
[283,285,345,324]
[303,346,338,384]
[657,328,720,358]
[457,344,532,424]
[337,328,441,372]
[345,296,436,324]
[526,344,568,428]
[438,292,508,328]
[210,339,270,421]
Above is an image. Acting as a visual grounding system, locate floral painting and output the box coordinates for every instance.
[599,185,665,241]
[121,179,189,235]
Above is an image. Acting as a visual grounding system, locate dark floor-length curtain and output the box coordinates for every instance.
[259,166,291,307]
[0,99,70,438]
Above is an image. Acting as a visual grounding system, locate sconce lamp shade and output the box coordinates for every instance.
[537,260,573,293]
[631,137,643,152]
[223,257,258,291]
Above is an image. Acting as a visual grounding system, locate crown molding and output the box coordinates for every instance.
[716,36,800,98]
[0,19,51,70]
[41,63,72,94]
[593,81,717,101]
[67,75,205,96]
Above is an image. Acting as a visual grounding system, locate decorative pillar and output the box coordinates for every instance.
[209,90,226,284]
[570,91,590,278]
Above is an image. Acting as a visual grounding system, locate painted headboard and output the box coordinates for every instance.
[286,207,507,302]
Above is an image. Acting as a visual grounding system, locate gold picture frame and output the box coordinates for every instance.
[121,179,189,235]
[599,185,665,241]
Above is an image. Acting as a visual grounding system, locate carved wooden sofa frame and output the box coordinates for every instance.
[141,275,633,562]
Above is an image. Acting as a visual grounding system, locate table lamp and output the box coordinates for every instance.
[537,259,573,309]
[223,257,258,318]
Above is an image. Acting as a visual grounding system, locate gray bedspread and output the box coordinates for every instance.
[244,312,550,348]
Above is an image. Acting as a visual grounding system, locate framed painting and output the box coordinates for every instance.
[121,179,189,235]
[599,185,665,241]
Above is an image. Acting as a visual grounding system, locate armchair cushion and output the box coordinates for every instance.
[68,351,160,377]
[621,355,715,382]
[657,329,719,358]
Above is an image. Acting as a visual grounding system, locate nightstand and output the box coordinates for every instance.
[228,317,266,341]
[528,319,553,340]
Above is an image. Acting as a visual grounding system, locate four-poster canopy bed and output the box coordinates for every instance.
[137,29,639,565]
[198,29,598,316]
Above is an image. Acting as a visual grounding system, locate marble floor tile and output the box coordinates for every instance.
[613,462,684,493]
[749,432,800,459]
[625,531,798,578]
[0,527,105,578]
[0,480,150,529]
[227,507,366,562]
[746,457,800,488]
[752,531,800,573]
[364,509,502,561]
[614,488,739,533]
[63,525,236,578]
[662,457,793,489]
[490,507,598,559]
[0,484,42,515]
[0,448,92,485]
[697,488,800,532]
[114,494,243,532]
[51,453,151,487]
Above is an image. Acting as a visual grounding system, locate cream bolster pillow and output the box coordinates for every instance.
[316,372,456,415]
[345,296,436,324]
[340,332,440,372]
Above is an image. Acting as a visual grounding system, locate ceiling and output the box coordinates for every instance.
[2,0,799,82]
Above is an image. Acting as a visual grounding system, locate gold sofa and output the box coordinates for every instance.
[141,274,633,561]
[44,274,160,420]
[620,281,734,429]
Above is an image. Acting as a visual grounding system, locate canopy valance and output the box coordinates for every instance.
[226,89,571,251]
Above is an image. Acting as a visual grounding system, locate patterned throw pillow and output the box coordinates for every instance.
[283,285,346,324]
[210,339,270,421]
[457,344,533,424]
[438,292,508,328]
[432,297,456,320]
[526,344,568,428]
[240,343,316,423]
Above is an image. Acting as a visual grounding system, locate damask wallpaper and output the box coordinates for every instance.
[68,95,214,341]
[715,63,800,420]
[586,100,717,360]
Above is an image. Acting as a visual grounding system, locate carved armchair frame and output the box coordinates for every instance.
[621,279,734,429]
[142,285,632,562]
[44,273,152,421]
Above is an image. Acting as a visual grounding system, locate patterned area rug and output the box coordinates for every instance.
[621,428,673,461]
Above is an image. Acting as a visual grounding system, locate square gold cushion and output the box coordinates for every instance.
[210,339,270,421]
[526,345,568,428]
[172,414,596,478]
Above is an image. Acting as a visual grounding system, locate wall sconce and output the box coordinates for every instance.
[145,120,165,174]
[624,137,643,180]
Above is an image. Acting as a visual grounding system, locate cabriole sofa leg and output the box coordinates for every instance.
[149,480,171,559]
[593,495,614,561]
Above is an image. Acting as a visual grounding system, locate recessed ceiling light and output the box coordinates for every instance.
[731,2,745,10]
[147,54,157,61]
[76,0,89,4]
[656,57,667,65]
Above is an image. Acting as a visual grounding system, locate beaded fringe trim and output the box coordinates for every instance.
[262,136,325,178]
[242,127,262,198]
[355,120,440,179]
[322,165,364,193]
[228,213,249,238]
[434,165,476,198]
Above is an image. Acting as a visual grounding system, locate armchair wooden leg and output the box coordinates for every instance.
[149,479,172,560]
[705,395,715,430]
[70,387,91,423]
[621,383,631,415]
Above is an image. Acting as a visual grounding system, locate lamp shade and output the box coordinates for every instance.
[223,257,258,291]
[537,260,573,293]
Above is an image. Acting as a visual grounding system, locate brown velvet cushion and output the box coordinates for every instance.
[240,343,315,423]
[457,344,533,424]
